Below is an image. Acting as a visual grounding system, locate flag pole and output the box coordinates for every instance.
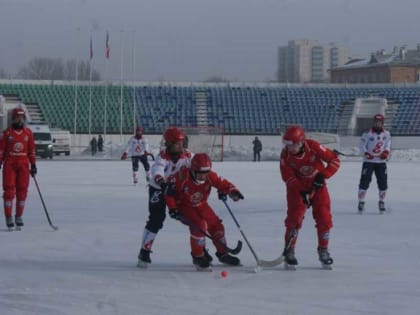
[103,31,110,140]
[73,27,80,151]
[88,33,93,138]
[132,30,137,132]
[119,29,125,142]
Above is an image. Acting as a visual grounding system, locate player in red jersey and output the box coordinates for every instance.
[280,125,340,268]
[0,108,37,230]
[165,153,244,270]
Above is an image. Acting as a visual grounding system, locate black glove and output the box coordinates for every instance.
[218,191,228,201]
[301,192,311,208]
[169,208,182,221]
[156,177,167,191]
[229,190,244,201]
[30,164,37,177]
[313,173,324,190]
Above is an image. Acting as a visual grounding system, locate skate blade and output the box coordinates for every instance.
[15,226,22,231]
[194,265,213,272]
[7,227,14,232]
[284,263,297,271]
[321,263,333,270]
[136,260,150,269]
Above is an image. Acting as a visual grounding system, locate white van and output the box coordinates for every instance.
[51,128,71,156]
[27,123,54,159]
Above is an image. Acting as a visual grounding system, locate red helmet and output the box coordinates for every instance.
[12,107,26,120]
[373,114,385,122]
[136,126,143,133]
[191,153,212,173]
[164,127,185,143]
[283,125,305,145]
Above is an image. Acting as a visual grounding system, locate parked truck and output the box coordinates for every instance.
[51,128,71,156]
[27,123,54,159]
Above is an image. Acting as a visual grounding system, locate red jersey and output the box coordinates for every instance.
[165,168,237,210]
[0,127,36,164]
[280,139,340,192]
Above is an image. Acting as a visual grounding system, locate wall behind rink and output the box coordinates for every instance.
[70,134,420,161]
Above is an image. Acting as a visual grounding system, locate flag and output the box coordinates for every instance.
[90,36,93,60]
[105,31,110,59]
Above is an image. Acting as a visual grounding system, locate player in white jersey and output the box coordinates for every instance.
[357,114,391,213]
[120,127,151,184]
[137,127,193,267]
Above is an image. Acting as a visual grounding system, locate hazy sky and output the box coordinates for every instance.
[0,0,419,81]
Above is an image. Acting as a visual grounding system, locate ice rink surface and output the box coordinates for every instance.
[1,159,419,315]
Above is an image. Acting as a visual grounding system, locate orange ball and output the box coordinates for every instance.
[221,270,228,278]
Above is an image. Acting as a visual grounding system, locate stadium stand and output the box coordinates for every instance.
[1,81,420,135]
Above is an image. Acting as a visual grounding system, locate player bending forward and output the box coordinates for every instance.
[280,126,340,268]
[165,153,244,270]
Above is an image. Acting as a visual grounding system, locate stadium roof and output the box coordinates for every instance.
[332,47,420,70]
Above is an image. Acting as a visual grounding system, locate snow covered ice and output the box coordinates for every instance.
[1,155,420,314]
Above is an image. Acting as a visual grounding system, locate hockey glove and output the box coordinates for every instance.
[169,208,182,221]
[218,191,228,201]
[364,152,374,160]
[156,176,167,192]
[30,164,37,177]
[301,192,311,208]
[120,152,128,160]
[229,190,244,201]
[313,173,325,190]
[380,150,389,160]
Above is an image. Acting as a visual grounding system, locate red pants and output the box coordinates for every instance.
[2,161,30,217]
[181,203,226,257]
[284,186,333,249]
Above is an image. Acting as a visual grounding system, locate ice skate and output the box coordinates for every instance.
[358,201,365,213]
[15,216,24,231]
[378,201,386,214]
[137,248,151,268]
[318,247,333,270]
[192,253,213,271]
[5,216,14,231]
[283,247,298,270]
[216,252,241,266]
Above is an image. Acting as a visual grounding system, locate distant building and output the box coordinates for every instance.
[330,46,420,83]
[277,40,349,83]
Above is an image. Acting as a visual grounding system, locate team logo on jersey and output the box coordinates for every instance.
[13,142,24,152]
[299,165,314,177]
[190,191,204,205]
[151,190,162,203]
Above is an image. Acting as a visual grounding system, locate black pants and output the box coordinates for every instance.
[131,155,150,172]
[253,150,261,161]
[359,162,388,191]
[145,186,166,233]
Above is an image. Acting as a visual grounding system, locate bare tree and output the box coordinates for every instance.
[0,68,8,79]
[204,76,229,83]
[17,57,101,81]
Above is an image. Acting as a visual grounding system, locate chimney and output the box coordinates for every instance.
[417,44,420,51]
[393,46,399,55]
[399,47,406,60]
